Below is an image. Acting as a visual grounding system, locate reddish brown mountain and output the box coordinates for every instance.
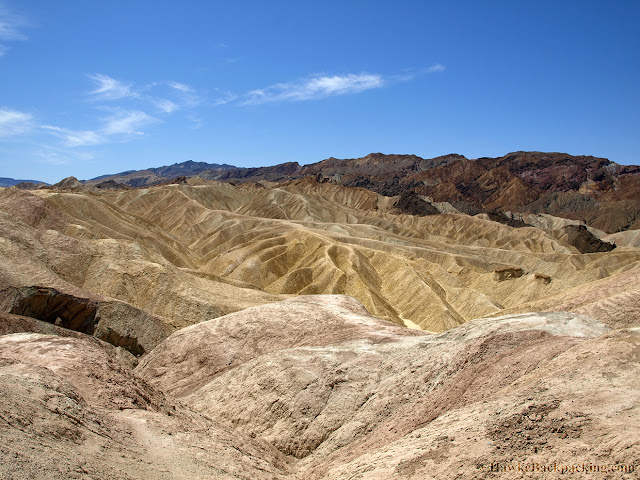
[296,151,640,233]
[56,150,640,233]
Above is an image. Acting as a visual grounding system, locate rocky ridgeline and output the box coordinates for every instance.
[26,151,638,234]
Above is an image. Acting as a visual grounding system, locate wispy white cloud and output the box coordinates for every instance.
[102,110,153,136]
[0,6,27,40]
[35,148,95,167]
[42,110,154,147]
[0,107,33,136]
[150,98,178,113]
[168,81,193,93]
[0,5,29,57]
[243,73,385,105]
[427,64,446,73]
[212,88,238,106]
[41,125,103,147]
[238,65,445,106]
[88,75,201,112]
[38,152,70,166]
[392,63,447,82]
[88,74,139,101]
[36,74,192,148]
[186,114,203,130]
[167,81,201,107]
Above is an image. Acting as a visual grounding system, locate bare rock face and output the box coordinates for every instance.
[136,295,426,397]
[12,181,46,190]
[1,311,89,338]
[93,179,130,190]
[0,332,293,480]
[499,265,640,330]
[136,296,639,478]
[0,333,163,411]
[392,191,440,216]
[493,266,526,281]
[560,224,616,253]
[5,286,98,334]
[0,285,175,356]
[534,272,552,284]
[184,312,612,467]
[52,176,83,190]
[2,293,639,478]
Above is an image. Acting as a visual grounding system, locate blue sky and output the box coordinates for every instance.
[0,1,638,183]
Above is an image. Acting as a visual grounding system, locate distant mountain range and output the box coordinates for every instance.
[82,151,640,233]
[4,151,640,233]
[89,160,236,186]
[0,177,48,188]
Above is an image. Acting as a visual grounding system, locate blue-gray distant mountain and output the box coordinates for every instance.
[0,177,47,188]
[87,160,237,187]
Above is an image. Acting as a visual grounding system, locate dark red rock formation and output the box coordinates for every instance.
[43,151,640,233]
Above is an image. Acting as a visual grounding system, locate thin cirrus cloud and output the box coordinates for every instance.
[37,149,95,166]
[167,81,192,93]
[240,65,445,105]
[0,107,33,137]
[150,98,179,113]
[87,74,201,112]
[391,63,446,82]
[424,63,445,74]
[38,152,71,166]
[242,73,385,105]
[87,74,139,101]
[212,88,238,106]
[0,5,29,57]
[16,65,443,151]
[40,125,103,147]
[34,75,196,149]
[42,110,154,147]
[168,81,201,108]
[102,110,153,136]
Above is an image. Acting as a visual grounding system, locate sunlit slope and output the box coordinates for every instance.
[3,179,639,332]
[0,188,284,331]
[496,264,640,329]
[94,181,640,330]
[137,296,639,479]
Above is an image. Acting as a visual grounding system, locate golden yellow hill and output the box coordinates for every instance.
[1,178,639,338]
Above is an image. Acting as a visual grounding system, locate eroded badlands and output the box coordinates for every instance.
[1,178,639,478]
